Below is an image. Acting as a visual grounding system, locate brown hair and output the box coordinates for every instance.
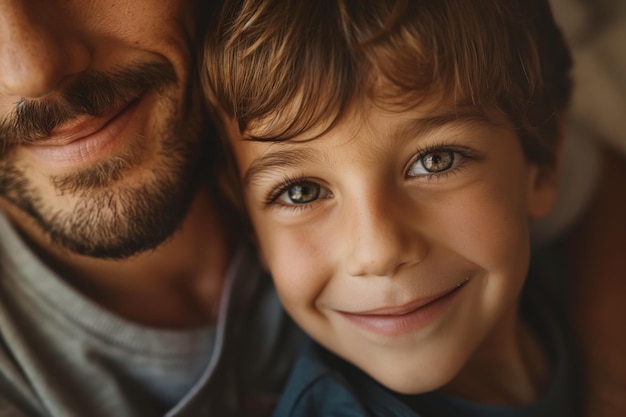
[202,0,572,166]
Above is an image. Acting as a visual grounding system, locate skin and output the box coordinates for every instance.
[227,100,559,404]
[0,0,234,328]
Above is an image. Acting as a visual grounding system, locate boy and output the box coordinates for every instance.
[203,0,577,415]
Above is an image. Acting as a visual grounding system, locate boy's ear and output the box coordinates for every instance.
[526,164,558,220]
[527,120,566,220]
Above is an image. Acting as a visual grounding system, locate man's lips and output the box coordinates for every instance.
[22,98,142,166]
[28,100,135,146]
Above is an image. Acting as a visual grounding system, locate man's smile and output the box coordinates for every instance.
[22,97,143,167]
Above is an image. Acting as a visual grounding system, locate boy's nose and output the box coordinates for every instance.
[344,192,428,278]
[0,1,90,98]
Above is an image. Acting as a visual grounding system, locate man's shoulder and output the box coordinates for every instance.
[0,302,46,417]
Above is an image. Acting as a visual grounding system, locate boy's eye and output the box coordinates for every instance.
[407,150,455,177]
[277,181,330,205]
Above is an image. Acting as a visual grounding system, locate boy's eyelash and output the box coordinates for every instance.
[263,143,482,207]
[412,142,478,162]
[408,143,482,180]
[264,175,314,207]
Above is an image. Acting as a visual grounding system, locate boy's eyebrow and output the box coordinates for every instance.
[392,109,496,142]
[244,147,319,187]
[243,109,496,187]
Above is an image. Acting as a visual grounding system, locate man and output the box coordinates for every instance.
[0,1,297,416]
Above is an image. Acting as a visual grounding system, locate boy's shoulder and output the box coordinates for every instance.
[272,340,420,417]
[271,340,370,417]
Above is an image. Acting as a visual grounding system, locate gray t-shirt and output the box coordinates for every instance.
[0,212,300,417]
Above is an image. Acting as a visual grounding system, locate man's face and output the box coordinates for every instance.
[228,101,557,394]
[0,0,207,259]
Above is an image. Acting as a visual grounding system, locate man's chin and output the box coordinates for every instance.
[40,182,198,259]
[0,142,203,260]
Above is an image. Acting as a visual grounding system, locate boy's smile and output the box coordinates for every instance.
[228,100,557,397]
[336,276,469,336]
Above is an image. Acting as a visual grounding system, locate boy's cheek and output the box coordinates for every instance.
[259,226,330,291]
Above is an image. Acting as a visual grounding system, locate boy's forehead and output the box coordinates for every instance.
[231,104,516,191]
[230,97,504,143]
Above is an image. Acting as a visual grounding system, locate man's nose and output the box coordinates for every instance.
[344,190,429,278]
[0,1,90,98]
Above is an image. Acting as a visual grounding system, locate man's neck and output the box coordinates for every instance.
[1,189,238,329]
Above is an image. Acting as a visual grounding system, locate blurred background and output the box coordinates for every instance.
[533,0,626,242]
[551,0,626,153]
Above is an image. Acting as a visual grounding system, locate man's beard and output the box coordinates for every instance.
[0,62,208,259]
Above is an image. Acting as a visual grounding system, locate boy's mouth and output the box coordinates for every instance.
[336,278,470,336]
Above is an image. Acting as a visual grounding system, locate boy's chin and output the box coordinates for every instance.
[358,358,461,395]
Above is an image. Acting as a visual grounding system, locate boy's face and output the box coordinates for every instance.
[227,100,557,394]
